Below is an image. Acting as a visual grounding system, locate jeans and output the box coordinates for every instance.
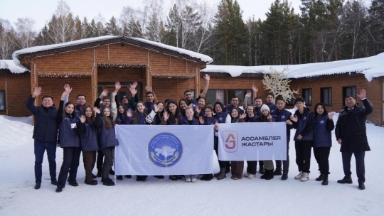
[34,140,57,183]
[342,151,366,183]
[58,147,82,186]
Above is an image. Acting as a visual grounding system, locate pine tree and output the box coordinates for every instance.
[105,16,120,35]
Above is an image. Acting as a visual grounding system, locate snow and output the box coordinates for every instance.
[11,36,213,72]
[202,53,384,81]
[0,114,383,216]
[0,60,29,73]
[131,37,213,63]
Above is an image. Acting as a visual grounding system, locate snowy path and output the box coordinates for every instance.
[0,116,383,216]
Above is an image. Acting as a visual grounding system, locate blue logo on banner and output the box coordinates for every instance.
[148,133,183,167]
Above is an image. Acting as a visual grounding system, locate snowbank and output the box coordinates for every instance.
[0,60,29,73]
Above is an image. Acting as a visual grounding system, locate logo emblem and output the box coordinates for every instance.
[148,133,182,167]
[320,120,324,124]
[222,131,238,153]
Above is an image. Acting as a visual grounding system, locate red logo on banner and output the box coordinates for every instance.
[223,132,238,153]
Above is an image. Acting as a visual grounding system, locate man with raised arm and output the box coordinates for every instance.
[335,89,373,190]
[26,86,61,189]
[184,74,210,106]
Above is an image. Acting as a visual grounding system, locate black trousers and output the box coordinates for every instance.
[313,147,331,175]
[295,141,312,173]
[214,136,229,169]
[97,150,104,170]
[58,147,81,186]
[275,142,290,174]
[342,151,365,183]
[101,147,114,179]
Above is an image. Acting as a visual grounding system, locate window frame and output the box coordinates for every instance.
[320,87,332,106]
[302,88,312,106]
[0,90,5,111]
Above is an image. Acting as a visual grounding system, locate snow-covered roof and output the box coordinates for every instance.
[0,60,29,73]
[12,35,213,71]
[202,53,384,82]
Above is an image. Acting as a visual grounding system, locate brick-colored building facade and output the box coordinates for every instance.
[1,36,383,126]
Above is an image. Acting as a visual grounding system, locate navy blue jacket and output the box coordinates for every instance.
[95,114,119,149]
[180,118,200,125]
[77,119,99,152]
[313,114,334,148]
[214,112,229,123]
[275,109,293,141]
[56,100,80,148]
[245,115,258,122]
[267,103,277,118]
[25,96,58,143]
[203,116,216,125]
[335,99,373,152]
[293,108,314,141]
[254,106,261,117]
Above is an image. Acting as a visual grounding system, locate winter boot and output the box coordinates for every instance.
[281,173,288,180]
[358,182,365,190]
[337,176,353,184]
[56,185,63,192]
[34,182,41,189]
[102,178,115,186]
[217,168,227,180]
[264,169,274,180]
[322,175,328,186]
[116,175,123,180]
[273,168,282,176]
[84,179,98,185]
[316,174,324,181]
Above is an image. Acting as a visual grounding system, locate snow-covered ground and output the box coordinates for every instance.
[0,114,383,216]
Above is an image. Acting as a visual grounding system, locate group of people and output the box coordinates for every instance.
[26,74,373,192]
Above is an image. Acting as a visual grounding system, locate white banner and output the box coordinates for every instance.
[115,125,214,175]
[218,122,287,161]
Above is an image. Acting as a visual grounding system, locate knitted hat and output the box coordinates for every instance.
[261,104,270,112]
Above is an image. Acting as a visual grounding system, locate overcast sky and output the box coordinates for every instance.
[1,0,304,31]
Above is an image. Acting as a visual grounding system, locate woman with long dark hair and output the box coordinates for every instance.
[94,106,119,186]
[313,103,335,185]
[199,106,217,181]
[77,105,99,185]
[56,86,82,192]
[229,108,246,180]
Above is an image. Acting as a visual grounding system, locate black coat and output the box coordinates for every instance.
[335,99,373,152]
[25,96,58,143]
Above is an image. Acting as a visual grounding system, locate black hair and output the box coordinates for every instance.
[314,103,328,116]
[213,101,225,114]
[294,97,305,104]
[184,90,192,95]
[275,97,285,103]
[146,91,154,96]
[42,95,53,101]
[266,92,274,98]
[76,94,86,100]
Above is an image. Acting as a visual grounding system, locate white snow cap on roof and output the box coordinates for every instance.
[12,35,213,69]
[0,60,29,73]
[202,53,384,81]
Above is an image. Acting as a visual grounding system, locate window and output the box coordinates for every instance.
[0,90,4,111]
[98,82,142,102]
[206,89,251,106]
[321,88,332,105]
[342,86,356,106]
[302,88,312,106]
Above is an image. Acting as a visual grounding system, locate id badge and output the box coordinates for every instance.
[71,123,77,129]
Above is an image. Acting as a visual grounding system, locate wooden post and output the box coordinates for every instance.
[31,60,38,125]
[91,65,98,104]
[195,64,200,96]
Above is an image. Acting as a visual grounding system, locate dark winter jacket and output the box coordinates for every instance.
[95,114,119,149]
[254,106,261,117]
[313,114,334,148]
[292,108,314,141]
[214,112,229,123]
[203,116,216,125]
[245,115,258,122]
[56,100,80,148]
[115,113,130,125]
[180,118,200,125]
[77,118,99,152]
[266,103,277,118]
[75,104,86,116]
[335,99,373,152]
[258,115,274,122]
[275,109,293,141]
[25,96,58,143]
[179,113,189,125]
